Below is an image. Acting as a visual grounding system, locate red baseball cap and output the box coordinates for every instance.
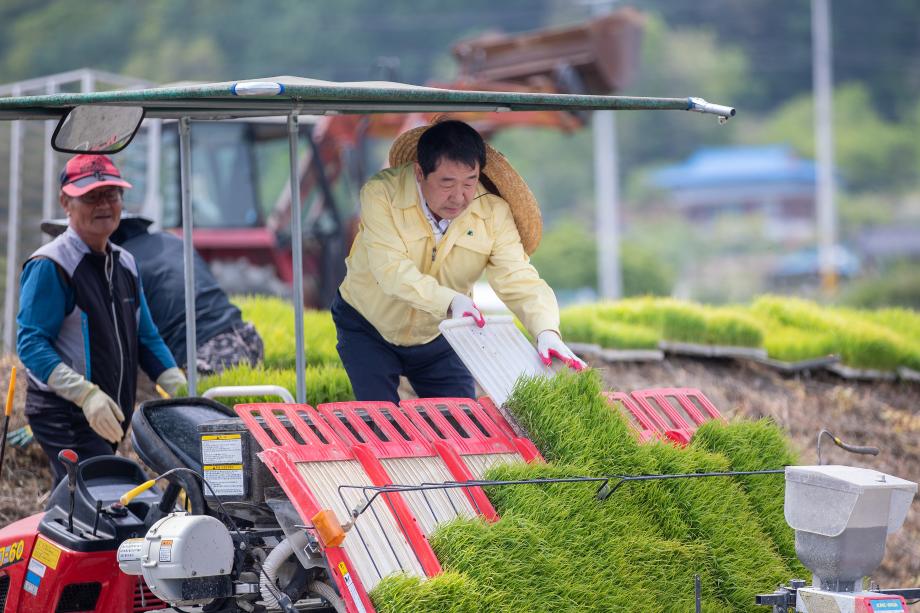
[60,154,132,198]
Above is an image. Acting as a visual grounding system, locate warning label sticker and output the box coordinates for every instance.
[31,538,61,570]
[159,540,173,563]
[338,561,367,613]
[201,434,243,465]
[204,464,245,496]
[118,539,145,563]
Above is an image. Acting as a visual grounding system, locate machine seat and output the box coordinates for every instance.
[131,398,236,477]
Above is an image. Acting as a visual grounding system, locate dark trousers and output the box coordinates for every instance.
[28,407,118,485]
[331,292,474,404]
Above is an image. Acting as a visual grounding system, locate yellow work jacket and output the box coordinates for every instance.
[339,163,559,346]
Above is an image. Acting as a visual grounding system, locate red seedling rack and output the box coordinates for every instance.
[603,391,661,443]
[400,397,542,465]
[317,400,498,523]
[236,403,435,613]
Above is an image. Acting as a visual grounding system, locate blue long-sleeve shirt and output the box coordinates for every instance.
[17,227,176,416]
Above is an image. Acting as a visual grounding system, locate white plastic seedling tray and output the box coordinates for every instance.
[439,316,558,427]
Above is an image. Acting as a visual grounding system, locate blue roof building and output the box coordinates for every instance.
[651,145,820,242]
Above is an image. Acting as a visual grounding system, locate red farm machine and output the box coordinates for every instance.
[3,9,911,613]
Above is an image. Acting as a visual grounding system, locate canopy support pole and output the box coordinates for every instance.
[812,0,837,293]
[594,109,622,300]
[179,116,197,396]
[144,119,162,226]
[41,80,59,243]
[3,85,23,353]
[288,112,307,404]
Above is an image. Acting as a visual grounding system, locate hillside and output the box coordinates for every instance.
[0,351,918,593]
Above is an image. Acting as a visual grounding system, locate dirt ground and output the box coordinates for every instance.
[1,351,919,591]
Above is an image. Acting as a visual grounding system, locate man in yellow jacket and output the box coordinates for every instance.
[334,119,585,402]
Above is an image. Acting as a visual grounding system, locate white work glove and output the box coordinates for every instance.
[155,367,187,398]
[47,363,125,444]
[537,330,587,371]
[449,293,485,328]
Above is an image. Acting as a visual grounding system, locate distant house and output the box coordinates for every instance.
[651,145,820,242]
[856,225,920,262]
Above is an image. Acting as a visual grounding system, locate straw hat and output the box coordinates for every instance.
[388,120,542,254]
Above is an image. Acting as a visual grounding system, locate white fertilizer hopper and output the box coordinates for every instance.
[784,465,917,592]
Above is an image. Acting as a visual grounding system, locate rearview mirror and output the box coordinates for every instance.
[52,105,145,154]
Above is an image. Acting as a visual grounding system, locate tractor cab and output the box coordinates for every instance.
[117,115,352,304]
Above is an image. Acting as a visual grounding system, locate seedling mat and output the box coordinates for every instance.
[439,316,557,409]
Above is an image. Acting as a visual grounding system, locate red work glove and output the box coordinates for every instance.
[537,330,587,371]
[449,294,485,328]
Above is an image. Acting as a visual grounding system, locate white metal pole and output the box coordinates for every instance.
[288,113,307,404]
[590,0,623,301]
[2,86,23,352]
[179,117,197,395]
[80,70,95,95]
[812,0,837,292]
[144,119,162,226]
[42,81,59,239]
[594,110,622,300]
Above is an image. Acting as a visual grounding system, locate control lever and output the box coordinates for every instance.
[57,449,79,533]
[91,500,102,537]
[817,429,880,465]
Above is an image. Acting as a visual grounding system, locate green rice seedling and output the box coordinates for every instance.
[584,298,765,348]
[507,371,643,469]
[235,295,341,368]
[483,461,663,540]
[190,363,353,406]
[559,305,597,344]
[656,299,710,343]
[236,295,292,367]
[761,324,837,362]
[836,307,920,371]
[593,297,703,341]
[560,306,660,349]
[507,371,791,609]
[751,295,835,331]
[835,319,909,371]
[302,309,340,365]
[376,371,795,610]
[507,371,692,541]
[744,301,836,362]
[826,307,914,370]
[370,571,482,613]
[592,318,661,349]
[858,307,920,343]
[751,296,912,371]
[593,296,667,329]
[692,419,808,577]
[426,466,729,612]
[703,307,764,347]
[649,441,791,610]
[593,297,716,345]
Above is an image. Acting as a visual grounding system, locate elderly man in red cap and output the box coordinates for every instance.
[16,154,186,483]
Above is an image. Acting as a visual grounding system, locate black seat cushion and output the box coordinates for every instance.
[132,398,236,475]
